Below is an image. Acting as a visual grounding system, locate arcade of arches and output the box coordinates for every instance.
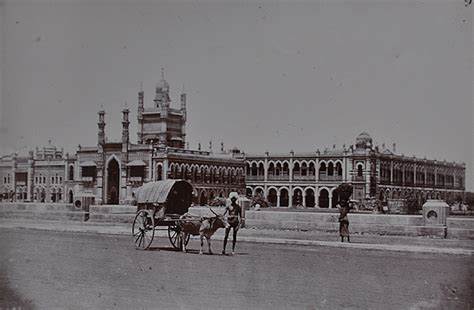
[247,186,339,208]
[157,163,246,206]
[246,185,461,208]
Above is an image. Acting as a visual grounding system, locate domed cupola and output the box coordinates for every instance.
[156,79,169,92]
[356,132,372,149]
[156,68,169,92]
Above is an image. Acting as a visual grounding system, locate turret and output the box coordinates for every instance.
[181,92,187,146]
[98,109,106,150]
[181,92,187,121]
[122,107,130,153]
[137,83,144,143]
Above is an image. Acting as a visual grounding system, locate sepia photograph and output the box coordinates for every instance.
[0,0,472,309]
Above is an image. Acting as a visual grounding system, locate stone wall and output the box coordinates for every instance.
[1,203,473,239]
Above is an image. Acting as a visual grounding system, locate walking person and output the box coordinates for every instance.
[222,192,242,255]
[339,201,351,242]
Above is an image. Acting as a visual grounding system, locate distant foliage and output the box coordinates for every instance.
[336,183,353,203]
[465,192,474,210]
[404,195,421,215]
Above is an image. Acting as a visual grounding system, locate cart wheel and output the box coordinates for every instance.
[168,224,190,250]
[132,210,155,250]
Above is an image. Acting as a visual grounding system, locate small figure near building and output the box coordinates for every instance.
[222,192,243,255]
[336,183,354,243]
[339,201,351,242]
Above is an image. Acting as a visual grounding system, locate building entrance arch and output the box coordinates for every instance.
[68,190,74,203]
[280,188,289,207]
[319,189,329,208]
[305,188,315,207]
[267,188,277,207]
[293,188,303,207]
[107,158,120,204]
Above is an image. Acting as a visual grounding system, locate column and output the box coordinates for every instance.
[288,187,293,207]
[264,158,268,182]
[148,157,153,182]
[365,160,370,199]
[424,164,427,187]
[328,191,333,208]
[315,157,319,183]
[302,191,306,207]
[96,164,104,205]
[315,185,319,207]
[402,164,405,186]
[64,159,68,203]
[276,193,280,207]
[12,155,17,201]
[27,152,34,201]
[390,160,394,184]
[46,160,51,203]
[163,158,169,180]
[343,154,348,182]
[413,164,416,187]
[289,158,293,182]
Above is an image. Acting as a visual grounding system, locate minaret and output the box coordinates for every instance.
[137,82,144,144]
[122,106,130,153]
[121,106,130,204]
[160,69,169,118]
[157,68,169,146]
[98,108,106,152]
[181,87,187,121]
[96,108,106,205]
[181,87,187,147]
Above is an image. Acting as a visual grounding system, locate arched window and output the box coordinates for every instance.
[301,163,307,176]
[328,162,334,176]
[336,162,342,176]
[293,162,300,176]
[268,163,275,176]
[283,162,289,175]
[276,163,282,176]
[69,166,74,181]
[258,163,264,176]
[309,163,315,176]
[251,163,257,176]
[319,162,327,178]
[357,165,363,177]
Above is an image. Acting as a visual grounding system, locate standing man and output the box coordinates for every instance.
[339,201,351,242]
[222,192,242,255]
[335,183,354,243]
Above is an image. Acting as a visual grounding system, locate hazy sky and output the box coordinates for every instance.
[0,0,472,189]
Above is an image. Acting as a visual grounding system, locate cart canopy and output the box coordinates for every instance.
[135,180,193,215]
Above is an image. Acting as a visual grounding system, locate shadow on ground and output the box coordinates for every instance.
[0,273,35,310]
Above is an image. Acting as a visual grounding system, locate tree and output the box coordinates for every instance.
[465,192,474,210]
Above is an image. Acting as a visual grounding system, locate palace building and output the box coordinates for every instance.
[0,142,76,203]
[0,73,466,207]
[75,73,245,205]
[1,73,246,204]
[245,132,465,208]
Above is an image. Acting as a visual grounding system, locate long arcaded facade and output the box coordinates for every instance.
[245,133,466,208]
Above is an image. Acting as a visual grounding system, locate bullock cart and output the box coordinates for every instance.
[132,180,194,250]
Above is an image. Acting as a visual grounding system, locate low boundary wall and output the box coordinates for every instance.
[1,203,473,239]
